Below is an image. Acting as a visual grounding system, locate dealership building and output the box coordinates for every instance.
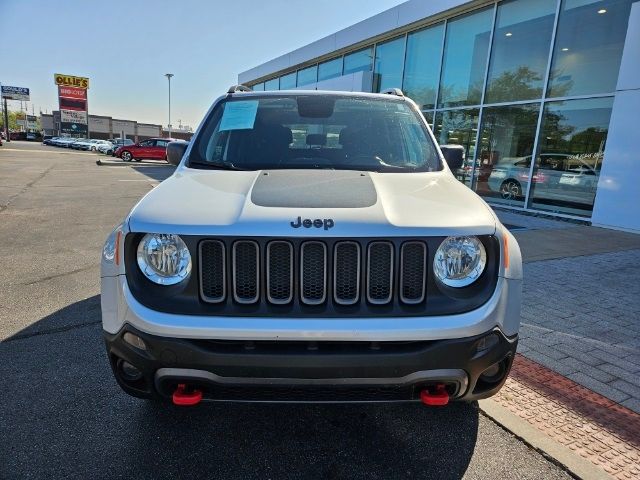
[238,0,640,232]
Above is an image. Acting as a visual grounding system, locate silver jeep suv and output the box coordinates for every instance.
[101,87,522,406]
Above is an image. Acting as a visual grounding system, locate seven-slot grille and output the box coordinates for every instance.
[199,239,427,307]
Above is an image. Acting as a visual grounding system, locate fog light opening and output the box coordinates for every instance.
[117,359,143,382]
[476,333,500,354]
[123,332,147,351]
[479,359,508,385]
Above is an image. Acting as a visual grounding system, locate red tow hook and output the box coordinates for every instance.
[420,384,450,406]
[172,383,203,406]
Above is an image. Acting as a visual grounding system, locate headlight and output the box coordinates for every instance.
[433,236,486,287]
[137,233,192,285]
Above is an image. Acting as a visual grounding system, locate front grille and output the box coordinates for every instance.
[267,241,293,304]
[232,241,259,304]
[367,242,393,304]
[200,238,430,309]
[300,241,327,305]
[334,242,360,305]
[400,242,427,304]
[200,240,226,303]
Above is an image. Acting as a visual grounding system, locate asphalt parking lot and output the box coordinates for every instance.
[0,141,572,480]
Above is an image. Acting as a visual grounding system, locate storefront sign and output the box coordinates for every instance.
[1,86,30,101]
[58,86,87,99]
[61,110,87,124]
[54,74,89,89]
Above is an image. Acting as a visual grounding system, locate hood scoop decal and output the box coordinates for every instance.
[251,170,377,208]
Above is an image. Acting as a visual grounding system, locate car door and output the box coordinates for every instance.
[136,140,154,159]
[154,139,169,159]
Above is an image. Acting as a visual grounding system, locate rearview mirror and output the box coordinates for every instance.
[166,141,188,166]
[440,145,464,170]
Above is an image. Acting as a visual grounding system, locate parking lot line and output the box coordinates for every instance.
[1,148,94,156]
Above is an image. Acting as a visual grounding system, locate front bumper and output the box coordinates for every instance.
[104,324,517,403]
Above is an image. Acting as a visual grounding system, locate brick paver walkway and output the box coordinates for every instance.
[494,355,640,480]
[517,249,640,413]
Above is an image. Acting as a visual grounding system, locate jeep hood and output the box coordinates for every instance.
[127,168,497,237]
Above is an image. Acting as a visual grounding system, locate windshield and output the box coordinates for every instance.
[189,94,441,172]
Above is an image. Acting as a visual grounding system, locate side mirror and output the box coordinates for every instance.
[440,145,464,170]
[166,141,188,166]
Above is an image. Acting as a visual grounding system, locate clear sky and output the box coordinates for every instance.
[0,0,405,129]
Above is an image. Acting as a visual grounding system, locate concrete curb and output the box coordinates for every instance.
[479,399,613,480]
[95,158,173,167]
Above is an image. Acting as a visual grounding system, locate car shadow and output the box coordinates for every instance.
[1,296,479,480]
[131,165,175,182]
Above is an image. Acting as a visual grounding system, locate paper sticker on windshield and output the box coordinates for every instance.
[219,100,258,131]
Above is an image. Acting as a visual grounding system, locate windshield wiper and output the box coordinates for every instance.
[187,161,248,171]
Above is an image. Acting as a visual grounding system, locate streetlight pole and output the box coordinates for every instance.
[164,73,174,139]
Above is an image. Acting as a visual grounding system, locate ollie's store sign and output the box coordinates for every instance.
[55,73,89,134]
[54,74,89,89]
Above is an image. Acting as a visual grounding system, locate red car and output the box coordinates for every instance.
[116,137,175,162]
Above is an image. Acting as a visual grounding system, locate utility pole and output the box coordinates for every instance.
[164,73,174,139]
[2,97,8,142]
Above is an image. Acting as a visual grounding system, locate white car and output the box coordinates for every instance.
[101,87,522,407]
[97,141,114,154]
[88,139,112,152]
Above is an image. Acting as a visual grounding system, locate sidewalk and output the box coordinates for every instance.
[490,209,640,479]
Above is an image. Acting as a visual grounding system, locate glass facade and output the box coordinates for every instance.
[403,23,445,111]
[279,72,296,90]
[248,0,633,218]
[438,8,493,108]
[485,0,556,103]
[529,97,613,215]
[297,65,318,87]
[373,36,406,93]
[434,109,480,187]
[548,0,635,98]
[343,47,374,75]
[318,57,343,81]
[475,104,540,206]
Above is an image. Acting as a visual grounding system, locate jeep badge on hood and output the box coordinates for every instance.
[290,216,335,230]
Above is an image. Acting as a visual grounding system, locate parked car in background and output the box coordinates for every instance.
[42,135,56,144]
[89,140,112,152]
[26,132,37,141]
[97,141,114,154]
[70,138,89,149]
[53,137,78,148]
[116,137,173,162]
[73,139,112,151]
[109,138,135,156]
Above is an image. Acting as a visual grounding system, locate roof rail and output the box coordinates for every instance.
[227,85,252,94]
[381,88,404,97]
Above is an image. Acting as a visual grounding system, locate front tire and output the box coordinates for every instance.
[500,180,522,200]
[121,151,133,162]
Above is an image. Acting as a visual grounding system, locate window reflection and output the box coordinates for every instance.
[423,110,434,128]
[343,47,374,75]
[433,108,480,187]
[373,36,406,93]
[318,57,343,82]
[438,7,493,108]
[485,0,556,103]
[279,72,296,90]
[252,83,264,91]
[403,23,444,110]
[476,104,539,206]
[529,97,612,215]
[264,78,279,91]
[548,0,634,98]
[297,65,318,87]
